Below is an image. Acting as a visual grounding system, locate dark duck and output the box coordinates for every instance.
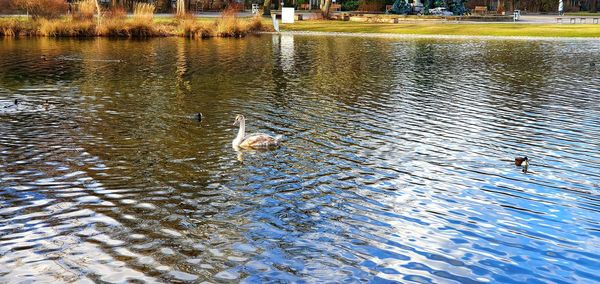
[515,156,529,173]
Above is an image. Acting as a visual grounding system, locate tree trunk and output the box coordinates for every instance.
[263,0,272,15]
[321,0,332,18]
[177,0,185,16]
[592,0,598,12]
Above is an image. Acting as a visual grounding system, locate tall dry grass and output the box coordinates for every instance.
[125,2,157,37]
[133,3,155,24]
[96,3,160,37]
[179,19,214,38]
[38,18,95,37]
[0,19,37,36]
[73,0,97,21]
[215,6,243,37]
[1,3,270,39]
[179,14,270,39]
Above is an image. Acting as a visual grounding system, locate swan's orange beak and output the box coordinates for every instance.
[233,120,239,126]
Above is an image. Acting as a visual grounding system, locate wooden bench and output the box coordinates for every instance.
[330,3,341,11]
[473,6,487,15]
[299,3,310,10]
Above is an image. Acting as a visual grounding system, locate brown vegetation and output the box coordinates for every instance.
[73,0,97,21]
[0,3,272,39]
[10,0,67,19]
[180,14,270,39]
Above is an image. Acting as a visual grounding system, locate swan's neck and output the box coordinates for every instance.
[233,119,245,148]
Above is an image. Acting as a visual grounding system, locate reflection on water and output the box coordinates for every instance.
[1,36,599,283]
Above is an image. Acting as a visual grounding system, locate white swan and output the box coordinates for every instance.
[232,114,282,150]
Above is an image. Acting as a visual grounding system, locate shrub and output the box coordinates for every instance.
[10,0,68,19]
[342,0,359,11]
[357,0,384,12]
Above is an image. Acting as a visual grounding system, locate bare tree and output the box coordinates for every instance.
[263,0,272,16]
[177,0,185,16]
[321,0,332,18]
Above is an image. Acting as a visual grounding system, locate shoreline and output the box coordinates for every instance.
[272,30,600,41]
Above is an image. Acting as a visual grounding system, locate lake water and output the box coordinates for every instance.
[0,35,599,283]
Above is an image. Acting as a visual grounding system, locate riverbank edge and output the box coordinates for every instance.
[270,30,600,40]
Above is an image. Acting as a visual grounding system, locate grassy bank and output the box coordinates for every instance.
[565,12,600,16]
[281,21,600,37]
[0,7,272,38]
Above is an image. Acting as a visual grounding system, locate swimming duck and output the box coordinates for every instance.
[232,114,282,150]
[3,99,18,109]
[515,156,529,173]
[514,156,527,166]
[43,100,50,111]
[194,112,203,122]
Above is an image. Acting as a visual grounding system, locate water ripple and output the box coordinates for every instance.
[0,36,599,283]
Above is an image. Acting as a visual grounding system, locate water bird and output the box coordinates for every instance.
[514,156,528,166]
[194,112,203,122]
[515,156,529,173]
[41,55,47,61]
[232,114,282,150]
[591,62,596,66]
[3,99,18,109]
[43,100,50,111]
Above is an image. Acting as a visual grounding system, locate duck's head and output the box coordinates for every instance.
[233,114,245,126]
[195,112,203,122]
[14,99,18,105]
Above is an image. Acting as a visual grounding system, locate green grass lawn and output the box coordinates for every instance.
[280,21,600,37]
[564,12,600,16]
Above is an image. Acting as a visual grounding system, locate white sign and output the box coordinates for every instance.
[282,7,295,24]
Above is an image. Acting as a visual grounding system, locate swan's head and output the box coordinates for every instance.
[233,114,245,126]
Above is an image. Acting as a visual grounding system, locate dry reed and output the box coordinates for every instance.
[73,0,97,21]
[179,19,215,38]
[215,6,244,37]
[0,19,37,36]
[38,18,95,37]
[0,5,270,39]
[133,3,155,24]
